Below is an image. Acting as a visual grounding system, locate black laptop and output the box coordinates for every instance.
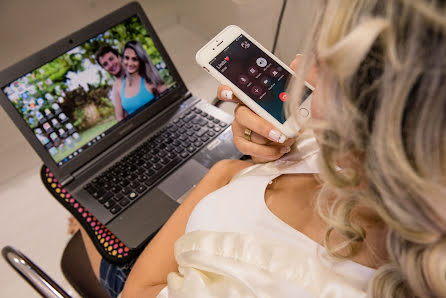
[0,2,241,249]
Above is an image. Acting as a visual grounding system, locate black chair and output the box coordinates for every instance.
[2,230,110,298]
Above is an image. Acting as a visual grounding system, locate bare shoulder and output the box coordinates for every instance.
[180,159,252,208]
[206,159,253,186]
[143,80,152,89]
[144,80,157,93]
[157,84,167,93]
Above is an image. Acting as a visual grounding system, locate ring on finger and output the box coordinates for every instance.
[244,128,252,142]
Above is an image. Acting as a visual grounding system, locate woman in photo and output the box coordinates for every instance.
[113,40,167,120]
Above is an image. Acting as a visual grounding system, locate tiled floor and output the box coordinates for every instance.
[0,22,222,298]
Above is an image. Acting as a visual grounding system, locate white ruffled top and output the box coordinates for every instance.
[158,132,375,297]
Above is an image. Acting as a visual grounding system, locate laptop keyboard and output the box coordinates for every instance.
[83,106,228,215]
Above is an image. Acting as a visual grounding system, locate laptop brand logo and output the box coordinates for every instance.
[119,123,135,135]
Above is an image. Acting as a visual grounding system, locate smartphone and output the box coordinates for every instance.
[196,25,314,138]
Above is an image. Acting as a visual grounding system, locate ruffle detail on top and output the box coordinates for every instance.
[158,230,371,298]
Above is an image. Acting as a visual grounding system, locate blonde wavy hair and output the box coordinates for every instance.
[287,0,446,297]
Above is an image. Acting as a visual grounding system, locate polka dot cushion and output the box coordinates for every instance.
[41,166,141,264]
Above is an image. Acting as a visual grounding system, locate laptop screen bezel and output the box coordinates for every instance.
[0,2,189,183]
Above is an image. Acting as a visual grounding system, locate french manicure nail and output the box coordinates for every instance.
[278,134,287,143]
[269,129,287,143]
[221,90,233,100]
[280,146,291,154]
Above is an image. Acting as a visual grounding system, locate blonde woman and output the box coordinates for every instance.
[80,0,445,297]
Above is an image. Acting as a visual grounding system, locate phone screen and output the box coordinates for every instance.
[209,34,311,124]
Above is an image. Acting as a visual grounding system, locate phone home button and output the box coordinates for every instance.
[299,107,310,117]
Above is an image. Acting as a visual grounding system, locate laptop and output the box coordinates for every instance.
[0,2,242,249]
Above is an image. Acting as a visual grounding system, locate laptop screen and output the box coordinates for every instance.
[1,15,177,166]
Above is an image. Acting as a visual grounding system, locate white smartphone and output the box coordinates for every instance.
[196,25,314,138]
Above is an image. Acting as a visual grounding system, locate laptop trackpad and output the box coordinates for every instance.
[158,159,208,201]
[107,188,179,249]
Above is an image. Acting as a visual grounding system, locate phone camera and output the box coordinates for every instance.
[69,39,74,44]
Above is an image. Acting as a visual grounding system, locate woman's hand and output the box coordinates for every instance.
[219,89,294,163]
[217,55,318,163]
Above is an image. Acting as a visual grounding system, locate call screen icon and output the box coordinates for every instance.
[279,92,288,102]
[238,75,249,85]
[256,57,267,68]
[241,41,250,49]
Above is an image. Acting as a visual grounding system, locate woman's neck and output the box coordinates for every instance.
[126,72,140,86]
[128,72,140,80]
[265,174,389,268]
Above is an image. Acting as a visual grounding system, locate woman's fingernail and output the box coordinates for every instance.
[221,90,233,100]
[280,146,291,154]
[269,129,287,143]
[278,134,287,143]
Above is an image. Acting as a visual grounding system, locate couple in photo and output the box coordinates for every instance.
[95,40,167,121]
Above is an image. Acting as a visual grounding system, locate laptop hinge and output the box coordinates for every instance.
[60,175,74,187]
[181,91,192,101]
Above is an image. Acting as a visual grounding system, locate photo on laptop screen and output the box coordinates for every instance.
[2,16,177,166]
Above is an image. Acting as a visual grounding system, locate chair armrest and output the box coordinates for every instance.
[2,246,71,298]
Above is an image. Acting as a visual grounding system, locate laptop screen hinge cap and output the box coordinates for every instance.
[182,91,192,100]
[60,175,74,187]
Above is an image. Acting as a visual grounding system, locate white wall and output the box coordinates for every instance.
[274,1,319,63]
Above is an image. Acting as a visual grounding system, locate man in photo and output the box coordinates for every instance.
[95,45,123,80]
[95,45,126,118]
